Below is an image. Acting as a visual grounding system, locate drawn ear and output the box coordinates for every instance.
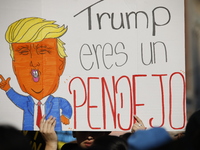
[58,57,66,76]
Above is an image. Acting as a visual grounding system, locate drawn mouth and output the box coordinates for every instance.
[31,69,39,82]
[31,88,43,94]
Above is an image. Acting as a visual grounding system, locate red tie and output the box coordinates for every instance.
[36,101,42,128]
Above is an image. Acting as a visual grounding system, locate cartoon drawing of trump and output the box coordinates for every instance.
[0,17,72,130]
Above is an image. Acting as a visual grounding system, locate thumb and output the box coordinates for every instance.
[6,77,11,83]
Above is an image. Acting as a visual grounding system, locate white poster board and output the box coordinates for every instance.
[0,0,186,131]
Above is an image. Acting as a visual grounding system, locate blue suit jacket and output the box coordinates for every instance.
[6,88,72,131]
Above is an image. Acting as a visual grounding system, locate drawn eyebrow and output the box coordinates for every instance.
[15,45,29,51]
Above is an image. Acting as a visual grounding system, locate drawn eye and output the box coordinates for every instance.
[38,49,51,54]
[37,45,51,54]
[18,48,29,55]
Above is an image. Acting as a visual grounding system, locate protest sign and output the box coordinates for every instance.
[0,0,185,131]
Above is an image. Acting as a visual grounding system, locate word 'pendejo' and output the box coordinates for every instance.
[68,72,186,131]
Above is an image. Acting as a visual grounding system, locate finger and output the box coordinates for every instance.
[52,118,56,127]
[43,116,52,131]
[46,116,55,131]
[50,117,56,130]
[6,77,11,83]
[40,115,46,131]
[134,115,144,125]
[0,75,5,82]
[46,117,56,132]
[131,125,139,133]
[0,77,11,88]
[51,117,56,126]
[134,115,141,123]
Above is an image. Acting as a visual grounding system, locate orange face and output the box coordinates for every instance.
[12,38,66,100]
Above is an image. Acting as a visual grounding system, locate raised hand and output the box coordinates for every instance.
[40,115,57,150]
[0,74,11,91]
[131,115,147,133]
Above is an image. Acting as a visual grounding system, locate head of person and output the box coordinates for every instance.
[5,17,67,100]
[184,110,200,149]
[127,127,172,150]
[72,131,111,149]
[119,132,132,142]
[88,135,128,150]
[0,125,31,150]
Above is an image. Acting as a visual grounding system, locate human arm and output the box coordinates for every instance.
[40,115,58,150]
[0,74,11,91]
[131,115,147,133]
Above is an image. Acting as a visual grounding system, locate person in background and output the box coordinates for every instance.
[40,115,111,150]
[0,125,31,150]
[159,109,200,150]
[61,131,112,150]
[127,110,200,150]
[184,109,200,149]
[88,135,128,150]
[40,115,146,150]
[127,127,172,150]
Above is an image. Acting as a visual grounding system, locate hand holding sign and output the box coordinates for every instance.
[0,74,11,91]
[131,116,147,133]
[40,115,57,150]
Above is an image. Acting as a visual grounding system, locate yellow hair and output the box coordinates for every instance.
[5,17,68,59]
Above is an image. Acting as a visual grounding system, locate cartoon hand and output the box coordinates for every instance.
[0,74,11,91]
[60,115,70,125]
[131,115,147,133]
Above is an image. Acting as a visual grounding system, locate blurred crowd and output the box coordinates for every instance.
[1,109,200,150]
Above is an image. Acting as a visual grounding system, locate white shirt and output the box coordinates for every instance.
[33,97,48,130]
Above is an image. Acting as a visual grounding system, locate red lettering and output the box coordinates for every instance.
[169,72,186,129]
[68,77,87,129]
[101,77,117,129]
[115,76,133,130]
[132,75,145,120]
[68,72,186,131]
[149,74,167,127]
[87,77,100,129]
